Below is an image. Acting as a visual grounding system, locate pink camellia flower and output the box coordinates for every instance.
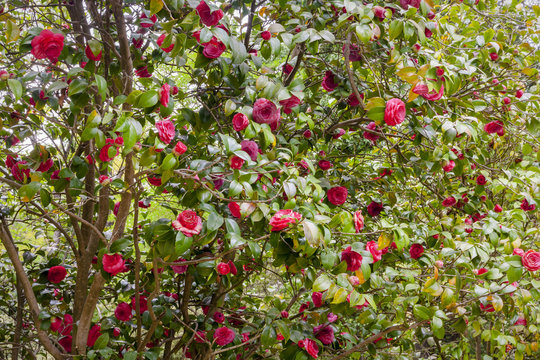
[140,13,157,28]
[503,97,511,105]
[217,262,230,275]
[228,202,241,218]
[384,98,406,126]
[328,312,338,322]
[203,37,226,59]
[214,327,236,346]
[513,248,524,257]
[171,258,188,274]
[516,89,524,98]
[85,45,102,61]
[366,241,382,262]
[490,52,499,61]
[367,201,383,217]
[261,31,271,40]
[400,0,421,9]
[521,198,536,212]
[422,83,444,101]
[160,83,170,107]
[194,330,207,343]
[230,156,245,169]
[363,122,380,143]
[311,292,323,307]
[318,160,332,171]
[443,160,455,172]
[494,204,503,213]
[173,141,187,156]
[522,250,540,271]
[252,98,280,128]
[353,211,364,233]
[232,113,249,131]
[281,310,289,318]
[114,137,124,147]
[442,196,456,207]
[475,175,487,185]
[314,325,334,345]
[515,317,527,326]
[269,209,302,231]
[476,268,488,275]
[241,332,250,343]
[113,201,120,216]
[373,6,386,21]
[412,83,429,95]
[241,140,259,161]
[322,71,338,91]
[172,210,202,237]
[213,312,225,324]
[196,1,224,27]
[484,120,505,136]
[48,265,67,283]
[99,139,119,162]
[298,338,319,359]
[333,128,346,139]
[409,244,424,259]
[279,95,302,114]
[327,186,348,205]
[37,158,54,172]
[157,34,174,52]
[31,29,65,62]
[102,254,126,276]
[135,66,152,78]
[115,302,132,322]
[156,120,175,144]
[424,27,433,38]
[341,246,362,272]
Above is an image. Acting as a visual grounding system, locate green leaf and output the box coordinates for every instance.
[507,266,522,283]
[261,326,276,346]
[356,24,371,44]
[18,182,41,202]
[206,212,224,232]
[313,274,332,292]
[95,74,107,99]
[228,181,243,197]
[6,20,20,43]
[160,154,177,171]
[229,36,247,64]
[275,320,290,342]
[389,20,403,40]
[175,233,193,255]
[40,188,51,207]
[137,90,159,108]
[431,317,444,339]
[149,0,164,14]
[8,79,22,100]
[413,304,432,320]
[92,333,109,350]
[68,79,89,96]
[110,238,131,253]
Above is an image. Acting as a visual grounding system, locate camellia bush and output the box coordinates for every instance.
[0,0,540,359]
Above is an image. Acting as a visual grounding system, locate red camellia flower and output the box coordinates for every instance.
[230,156,245,169]
[48,265,67,283]
[520,198,536,211]
[366,241,382,263]
[140,13,157,28]
[157,34,174,52]
[241,140,259,161]
[409,244,424,259]
[516,89,524,98]
[373,6,386,21]
[281,310,289,318]
[232,113,249,131]
[228,260,237,275]
[87,324,102,347]
[343,43,362,62]
[228,202,241,218]
[217,262,230,275]
[214,327,236,346]
[494,204,503,213]
[85,45,102,61]
[283,63,294,74]
[203,37,226,58]
[269,209,302,231]
[31,29,65,62]
[135,66,152,77]
[480,303,495,312]
[476,175,487,185]
[99,139,119,162]
[347,93,363,107]
[312,292,323,307]
[173,141,187,156]
[522,250,540,271]
[443,160,455,172]
[484,120,505,136]
[131,295,148,314]
[113,327,121,337]
[327,186,348,205]
[261,31,272,40]
[160,83,170,107]
[37,158,54,172]
[400,0,421,9]
[314,325,335,345]
[442,196,456,207]
[213,312,225,323]
[103,254,126,276]
[515,317,527,326]
[363,122,380,143]
[298,338,319,359]
[321,71,338,91]
[367,201,383,217]
[59,336,72,353]
[354,211,364,233]
[333,128,346,139]
[384,98,406,126]
[279,95,302,114]
[172,210,202,237]
[156,120,175,144]
[115,302,132,322]
[252,98,280,129]
[318,160,332,171]
[196,1,224,27]
[147,175,162,187]
[490,52,499,61]
[303,130,312,138]
[341,246,362,272]
[171,258,188,274]
[422,84,444,101]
